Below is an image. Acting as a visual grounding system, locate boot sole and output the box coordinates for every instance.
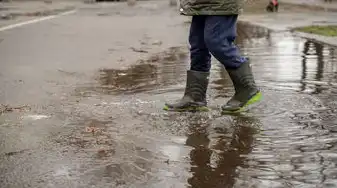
[221,91,262,114]
[163,105,209,112]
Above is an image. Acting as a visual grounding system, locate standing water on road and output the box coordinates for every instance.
[11,23,337,188]
[65,23,337,188]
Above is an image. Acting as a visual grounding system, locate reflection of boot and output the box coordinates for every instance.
[164,70,209,111]
[222,61,262,113]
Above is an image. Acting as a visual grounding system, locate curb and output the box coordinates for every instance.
[238,20,337,48]
[292,30,337,47]
[281,2,337,13]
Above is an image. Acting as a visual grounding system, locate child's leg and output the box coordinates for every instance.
[189,16,212,72]
[164,16,211,111]
[203,15,261,112]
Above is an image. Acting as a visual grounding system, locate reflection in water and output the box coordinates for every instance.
[99,64,158,94]
[186,116,258,188]
[301,41,309,92]
[236,24,337,95]
[301,40,325,94]
[89,47,189,95]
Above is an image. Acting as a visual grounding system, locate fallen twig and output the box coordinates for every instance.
[130,47,148,53]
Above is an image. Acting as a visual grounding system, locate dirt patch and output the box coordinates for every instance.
[4,149,30,157]
[0,7,9,11]
[0,104,31,115]
[295,25,337,36]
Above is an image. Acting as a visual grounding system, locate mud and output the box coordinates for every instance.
[0,104,30,114]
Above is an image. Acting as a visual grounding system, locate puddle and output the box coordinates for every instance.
[78,46,188,95]
[70,23,337,187]
[99,64,158,94]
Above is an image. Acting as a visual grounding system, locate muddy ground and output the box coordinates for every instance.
[1,1,337,188]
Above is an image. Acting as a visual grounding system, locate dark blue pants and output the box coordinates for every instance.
[189,15,247,72]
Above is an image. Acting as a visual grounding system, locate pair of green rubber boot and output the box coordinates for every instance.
[163,62,262,113]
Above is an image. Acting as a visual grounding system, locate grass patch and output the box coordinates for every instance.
[296,25,337,37]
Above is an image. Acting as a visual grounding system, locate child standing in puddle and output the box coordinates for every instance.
[164,0,262,113]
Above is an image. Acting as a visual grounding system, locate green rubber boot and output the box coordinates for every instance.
[221,61,262,113]
[163,70,209,112]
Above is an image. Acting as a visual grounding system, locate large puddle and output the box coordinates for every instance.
[69,23,337,188]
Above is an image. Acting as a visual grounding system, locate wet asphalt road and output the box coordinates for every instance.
[1,1,337,188]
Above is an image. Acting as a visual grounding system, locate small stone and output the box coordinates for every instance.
[152,40,162,45]
[97,149,107,157]
[118,57,124,62]
[85,127,99,133]
[1,14,12,20]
